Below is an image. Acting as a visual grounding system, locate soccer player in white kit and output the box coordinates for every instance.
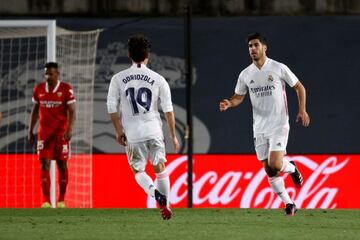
[219,33,310,216]
[107,34,180,220]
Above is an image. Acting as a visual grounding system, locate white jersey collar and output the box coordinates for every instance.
[253,57,270,71]
[45,80,61,93]
[131,63,147,69]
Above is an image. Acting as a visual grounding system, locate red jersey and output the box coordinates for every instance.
[32,81,76,136]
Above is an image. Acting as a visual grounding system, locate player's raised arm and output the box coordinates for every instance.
[293,81,310,127]
[219,94,245,112]
[28,102,39,145]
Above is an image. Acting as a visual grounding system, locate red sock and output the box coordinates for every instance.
[58,169,68,202]
[41,170,50,203]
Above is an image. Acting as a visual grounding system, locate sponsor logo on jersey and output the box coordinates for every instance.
[40,100,62,108]
[250,85,275,97]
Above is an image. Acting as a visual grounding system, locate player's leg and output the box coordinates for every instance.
[269,130,303,187]
[56,160,68,207]
[37,136,52,208]
[149,139,169,205]
[55,135,70,208]
[40,158,51,207]
[266,151,294,205]
[149,139,172,220]
[127,141,156,198]
[268,130,298,215]
[255,134,295,215]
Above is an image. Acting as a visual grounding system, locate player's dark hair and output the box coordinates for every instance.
[128,34,151,63]
[45,62,59,70]
[246,33,267,45]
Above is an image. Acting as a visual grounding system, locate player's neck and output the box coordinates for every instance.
[47,79,58,86]
[253,56,267,70]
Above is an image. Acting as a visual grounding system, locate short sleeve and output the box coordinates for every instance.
[65,85,76,105]
[281,63,299,87]
[32,86,39,104]
[234,71,248,95]
[106,75,121,113]
[159,78,173,113]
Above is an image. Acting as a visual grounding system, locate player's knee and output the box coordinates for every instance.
[152,162,165,173]
[268,161,281,172]
[264,166,278,177]
[56,161,67,171]
[131,166,140,174]
[40,159,50,170]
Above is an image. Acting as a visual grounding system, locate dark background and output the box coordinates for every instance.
[57,16,360,154]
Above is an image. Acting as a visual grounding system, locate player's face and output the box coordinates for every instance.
[248,39,267,61]
[44,68,59,82]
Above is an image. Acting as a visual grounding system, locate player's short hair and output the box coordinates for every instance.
[246,33,267,45]
[128,34,151,63]
[45,62,59,70]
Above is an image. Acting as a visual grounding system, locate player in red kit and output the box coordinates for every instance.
[28,62,76,208]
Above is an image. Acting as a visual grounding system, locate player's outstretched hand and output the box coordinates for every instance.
[219,99,231,112]
[172,136,180,153]
[296,110,310,127]
[64,128,73,141]
[28,131,35,145]
[116,132,127,146]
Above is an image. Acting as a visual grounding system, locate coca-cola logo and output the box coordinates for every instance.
[147,155,349,209]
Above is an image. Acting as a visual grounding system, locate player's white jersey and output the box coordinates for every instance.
[235,57,299,136]
[107,63,173,143]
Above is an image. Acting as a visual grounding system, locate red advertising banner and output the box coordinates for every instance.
[0,154,359,208]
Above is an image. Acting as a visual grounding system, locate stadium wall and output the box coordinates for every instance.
[61,17,359,154]
[1,17,359,154]
[0,154,359,208]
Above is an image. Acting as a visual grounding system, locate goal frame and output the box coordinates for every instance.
[0,20,57,208]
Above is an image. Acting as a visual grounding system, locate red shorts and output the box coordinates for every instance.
[37,133,70,161]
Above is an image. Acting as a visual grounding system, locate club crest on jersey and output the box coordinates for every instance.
[57,92,62,97]
[268,75,274,81]
[250,80,255,84]
[62,145,68,153]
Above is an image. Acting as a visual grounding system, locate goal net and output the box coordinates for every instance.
[0,21,100,208]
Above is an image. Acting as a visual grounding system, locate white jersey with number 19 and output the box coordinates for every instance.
[107,63,173,143]
[235,57,299,136]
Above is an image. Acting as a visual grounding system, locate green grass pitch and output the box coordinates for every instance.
[0,209,359,240]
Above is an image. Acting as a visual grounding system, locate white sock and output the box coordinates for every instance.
[135,172,155,197]
[268,176,293,205]
[280,158,295,173]
[155,169,170,206]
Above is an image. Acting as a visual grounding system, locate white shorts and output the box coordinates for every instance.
[254,128,289,161]
[126,139,167,172]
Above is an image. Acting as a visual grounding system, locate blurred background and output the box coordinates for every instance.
[0,0,359,208]
[2,0,360,16]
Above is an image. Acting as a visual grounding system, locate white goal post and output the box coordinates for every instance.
[0,20,100,208]
[0,20,57,208]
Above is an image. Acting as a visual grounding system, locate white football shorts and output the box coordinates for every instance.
[254,127,289,161]
[126,138,167,172]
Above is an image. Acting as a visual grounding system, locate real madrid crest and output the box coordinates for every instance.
[268,74,274,81]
